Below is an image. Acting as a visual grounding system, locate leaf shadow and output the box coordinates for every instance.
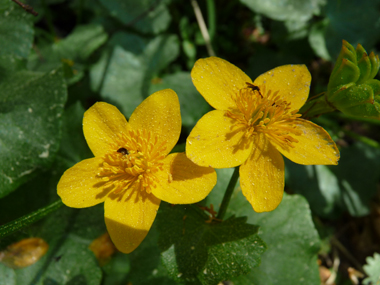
[157,203,261,281]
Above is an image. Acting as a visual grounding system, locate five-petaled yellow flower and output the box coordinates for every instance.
[58,89,216,253]
[186,57,340,212]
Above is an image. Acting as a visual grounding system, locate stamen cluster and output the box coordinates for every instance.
[226,84,302,150]
[97,129,167,195]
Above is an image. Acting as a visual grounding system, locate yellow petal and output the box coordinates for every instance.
[129,89,181,155]
[253,65,311,111]
[271,119,340,165]
[186,110,254,168]
[104,190,160,254]
[240,134,284,212]
[152,153,216,204]
[57,157,108,208]
[83,102,130,157]
[191,57,253,111]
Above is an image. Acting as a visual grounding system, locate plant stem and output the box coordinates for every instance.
[334,112,380,126]
[330,236,365,274]
[300,93,335,118]
[216,167,239,220]
[191,0,216,57]
[343,129,380,148]
[206,0,216,42]
[11,0,38,16]
[313,116,380,149]
[0,200,63,238]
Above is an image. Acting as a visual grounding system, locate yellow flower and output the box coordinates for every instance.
[186,57,340,213]
[58,89,216,253]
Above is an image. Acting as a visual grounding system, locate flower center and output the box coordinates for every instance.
[97,129,167,195]
[226,83,302,150]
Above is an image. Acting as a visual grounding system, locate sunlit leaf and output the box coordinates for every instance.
[0,68,67,198]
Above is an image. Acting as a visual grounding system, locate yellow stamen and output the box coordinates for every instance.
[97,129,167,197]
[225,84,302,150]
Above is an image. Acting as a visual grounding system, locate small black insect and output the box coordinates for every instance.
[246,82,263,98]
[117,147,129,155]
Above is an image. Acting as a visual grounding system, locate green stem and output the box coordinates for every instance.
[334,112,380,126]
[313,116,380,149]
[300,93,335,118]
[190,204,211,220]
[330,236,365,274]
[206,0,216,42]
[0,200,63,238]
[343,129,380,148]
[216,167,239,220]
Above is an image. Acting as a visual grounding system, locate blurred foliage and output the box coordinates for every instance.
[0,0,380,284]
[363,252,380,285]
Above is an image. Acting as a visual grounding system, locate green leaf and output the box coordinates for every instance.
[157,203,266,285]
[231,193,321,285]
[102,221,176,285]
[286,142,380,217]
[332,142,380,216]
[239,0,325,22]
[28,24,108,85]
[309,19,331,60]
[127,225,177,285]
[149,72,210,127]
[363,252,380,285]
[0,200,62,239]
[8,206,104,284]
[90,32,179,117]
[0,265,15,285]
[0,68,67,198]
[0,102,104,280]
[0,101,93,232]
[99,0,171,34]
[285,162,342,218]
[38,237,102,284]
[0,55,26,75]
[0,157,63,225]
[0,0,34,58]
[29,24,108,69]
[56,101,92,168]
[102,253,131,285]
[203,169,321,284]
